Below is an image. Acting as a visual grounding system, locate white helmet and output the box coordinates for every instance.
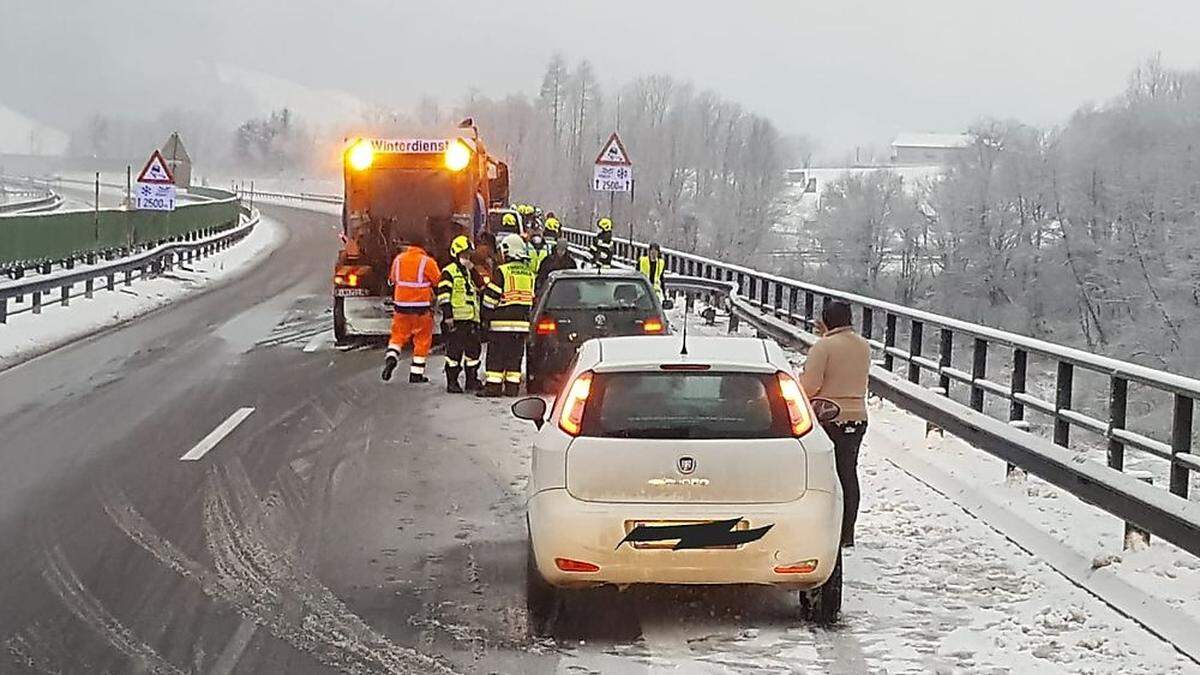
[499,233,529,261]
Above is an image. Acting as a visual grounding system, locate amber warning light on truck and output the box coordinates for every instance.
[345,138,471,172]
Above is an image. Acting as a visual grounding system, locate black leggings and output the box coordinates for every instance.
[823,420,867,544]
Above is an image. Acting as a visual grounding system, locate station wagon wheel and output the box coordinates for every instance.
[798,550,843,625]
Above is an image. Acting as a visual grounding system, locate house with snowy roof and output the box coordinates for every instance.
[890,133,973,165]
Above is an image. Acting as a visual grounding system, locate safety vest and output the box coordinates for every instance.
[390,245,438,313]
[527,243,549,274]
[483,261,534,332]
[438,261,480,322]
[639,255,665,295]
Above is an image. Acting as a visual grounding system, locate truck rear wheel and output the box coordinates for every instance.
[333,296,348,344]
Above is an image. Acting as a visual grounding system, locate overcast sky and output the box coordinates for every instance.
[4,0,1200,153]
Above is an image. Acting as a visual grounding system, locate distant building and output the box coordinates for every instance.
[890,133,973,165]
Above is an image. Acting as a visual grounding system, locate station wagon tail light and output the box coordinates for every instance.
[642,317,665,334]
[660,363,711,371]
[559,371,593,436]
[535,317,558,335]
[777,372,815,437]
[555,557,600,573]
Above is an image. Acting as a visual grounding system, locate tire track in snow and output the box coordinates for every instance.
[40,543,189,675]
[94,468,458,673]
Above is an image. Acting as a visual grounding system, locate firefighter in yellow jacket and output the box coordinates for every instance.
[437,235,482,393]
[478,234,534,397]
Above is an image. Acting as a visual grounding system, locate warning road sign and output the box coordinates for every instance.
[136,149,175,184]
[594,132,632,166]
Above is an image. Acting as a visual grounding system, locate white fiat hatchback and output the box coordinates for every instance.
[511,335,844,634]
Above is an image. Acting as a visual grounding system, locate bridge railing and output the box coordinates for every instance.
[564,226,1200,553]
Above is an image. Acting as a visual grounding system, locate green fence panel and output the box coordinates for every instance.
[0,189,240,266]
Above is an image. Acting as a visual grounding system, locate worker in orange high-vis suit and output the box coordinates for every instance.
[382,239,440,383]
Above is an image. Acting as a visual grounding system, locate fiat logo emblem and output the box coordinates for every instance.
[677,456,696,475]
[594,314,607,327]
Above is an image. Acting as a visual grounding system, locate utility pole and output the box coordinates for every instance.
[94,172,100,243]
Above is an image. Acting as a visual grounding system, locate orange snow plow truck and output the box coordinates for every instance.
[333,121,509,342]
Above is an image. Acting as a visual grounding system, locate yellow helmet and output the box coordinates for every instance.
[544,217,560,232]
[517,204,533,215]
[449,235,472,257]
[597,217,613,231]
[502,213,517,227]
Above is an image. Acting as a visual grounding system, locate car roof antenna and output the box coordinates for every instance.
[680,295,689,356]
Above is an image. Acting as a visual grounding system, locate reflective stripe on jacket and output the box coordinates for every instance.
[390,246,438,313]
[482,261,534,332]
[437,261,480,322]
[591,231,613,266]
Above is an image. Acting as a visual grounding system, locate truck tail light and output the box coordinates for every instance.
[558,371,593,436]
[334,266,370,288]
[777,372,815,437]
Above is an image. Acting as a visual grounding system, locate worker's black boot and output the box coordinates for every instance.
[445,367,463,393]
[463,366,482,391]
[381,354,398,382]
[409,372,430,384]
[476,382,503,398]
[503,381,521,397]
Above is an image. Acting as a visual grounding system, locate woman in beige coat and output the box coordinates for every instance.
[799,301,870,547]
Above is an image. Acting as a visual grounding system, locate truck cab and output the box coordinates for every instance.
[333,124,509,342]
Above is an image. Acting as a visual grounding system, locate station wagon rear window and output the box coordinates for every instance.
[544,279,655,312]
[581,372,793,439]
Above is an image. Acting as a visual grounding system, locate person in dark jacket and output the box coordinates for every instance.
[535,236,576,292]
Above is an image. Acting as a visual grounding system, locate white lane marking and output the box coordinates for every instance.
[302,334,324,352]
[180,407,256,461]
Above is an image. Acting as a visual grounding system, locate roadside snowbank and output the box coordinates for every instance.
[0,215,283,370]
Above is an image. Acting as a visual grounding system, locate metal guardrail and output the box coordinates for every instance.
[0,203,258,324]
[243,188,1200,553]
[243,187,343,206]
[564,227,1200,556]
[0,192,63,215]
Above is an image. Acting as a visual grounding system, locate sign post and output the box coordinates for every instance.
[134,149,177,212]
[593,132,634,244]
